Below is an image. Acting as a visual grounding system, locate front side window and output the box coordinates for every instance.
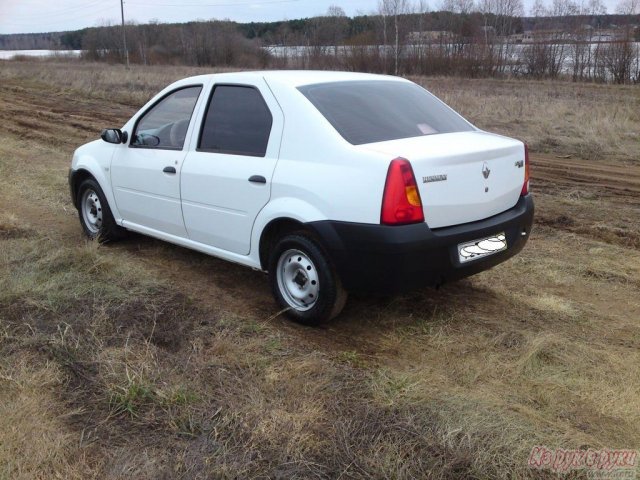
[298,81,474,145]
[132,86,202,149]
[199,85,273,157]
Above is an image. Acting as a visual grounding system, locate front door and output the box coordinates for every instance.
[181,82,283,255]
[110,85,203,237]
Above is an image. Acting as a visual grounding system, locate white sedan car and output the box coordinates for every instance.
[69,71,533,324]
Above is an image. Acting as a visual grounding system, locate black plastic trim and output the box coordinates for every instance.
[249,175,267,184]
[307,195,534,294]
[129,145,183,151]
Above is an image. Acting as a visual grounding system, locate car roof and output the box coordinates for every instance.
[173,70,408,89]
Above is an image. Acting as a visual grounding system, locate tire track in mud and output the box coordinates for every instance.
[529,155,640,249]
[531,154,640,201]
[0,81,137,149]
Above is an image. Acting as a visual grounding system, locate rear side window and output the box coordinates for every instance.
[298,81,474,145]
[199,85,273,157]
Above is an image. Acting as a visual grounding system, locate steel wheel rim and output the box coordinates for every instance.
[81,189,103,235]
[276,249,320,312]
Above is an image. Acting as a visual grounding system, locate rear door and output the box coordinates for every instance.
[181,81,284,255]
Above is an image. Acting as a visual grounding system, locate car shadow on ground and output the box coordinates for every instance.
[110,230,499,349]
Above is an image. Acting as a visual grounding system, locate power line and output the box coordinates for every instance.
[127,0,301,7]
[1,5,116,28]
[2,0,105,21]
[0,0,304,33]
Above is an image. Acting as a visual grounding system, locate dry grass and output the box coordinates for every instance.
[0,60,228,107]
[416,76,640,161]
[0,59,639,479]
[1,60,638,161]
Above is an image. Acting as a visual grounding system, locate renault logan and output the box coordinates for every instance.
[69,71,534,324]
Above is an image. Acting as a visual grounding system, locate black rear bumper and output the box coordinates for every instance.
[308,195,534,294]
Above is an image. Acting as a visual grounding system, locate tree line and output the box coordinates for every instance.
[2,0,639,83]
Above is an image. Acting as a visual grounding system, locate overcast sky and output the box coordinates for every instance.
[0,0,624,35]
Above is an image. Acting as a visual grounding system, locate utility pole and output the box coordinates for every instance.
[120,0,129,69]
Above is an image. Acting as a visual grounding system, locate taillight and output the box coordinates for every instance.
[521,144,530,196]
[381,158,424,225]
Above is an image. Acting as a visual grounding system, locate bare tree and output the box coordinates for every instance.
[524,0,555,78]
[326,5,349,56]
[603,39,638,83]
[478,0,524,74]
[569,0,606,81]
[586,0,607,14]
[440,0,476,13]
[615,0,640,13]
[479,0,524,22]
[530,0,547,16]
[379,0,411,75]
[408,0,431,74]
[550,0,579,15]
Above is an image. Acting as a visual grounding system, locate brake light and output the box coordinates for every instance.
[381,158,424,225]
[521,144,530,196]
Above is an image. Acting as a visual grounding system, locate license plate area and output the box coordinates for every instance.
[458,232,507,263]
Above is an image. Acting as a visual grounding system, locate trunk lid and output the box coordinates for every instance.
[360,131,526,229]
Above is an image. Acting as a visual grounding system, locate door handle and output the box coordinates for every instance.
[248,175,266,184]
[163,166,177,174]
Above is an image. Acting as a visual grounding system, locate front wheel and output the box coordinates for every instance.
[268,233,347,325]
[77,178,125,242]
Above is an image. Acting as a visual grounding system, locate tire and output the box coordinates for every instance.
[268,233,348,325]
[76,178,125,242]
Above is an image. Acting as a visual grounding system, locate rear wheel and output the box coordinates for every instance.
[268,234,347,325]
[77,178,125,242]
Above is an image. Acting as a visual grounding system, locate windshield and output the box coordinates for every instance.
[298,80,474,145]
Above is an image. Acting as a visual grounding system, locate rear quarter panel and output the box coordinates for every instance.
[265,78,391,226]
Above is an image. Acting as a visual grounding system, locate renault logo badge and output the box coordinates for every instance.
[482,162,491,179]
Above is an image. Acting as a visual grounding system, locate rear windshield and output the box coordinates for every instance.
[298,81,474,145]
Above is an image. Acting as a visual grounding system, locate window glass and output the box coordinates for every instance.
[298,81,474,145]
[132,86,202,149]
[199,85,272,157]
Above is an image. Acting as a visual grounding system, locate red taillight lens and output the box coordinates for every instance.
[521,144,530,196]
[381,158,424,225]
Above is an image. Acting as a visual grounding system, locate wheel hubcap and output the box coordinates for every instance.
[276,249,319,311]
[81,189,103,235]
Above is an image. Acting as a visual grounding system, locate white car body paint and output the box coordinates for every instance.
[359,131,525,228]
[72,140,121,219]
[70,70,526,272]
[180,76,285,255]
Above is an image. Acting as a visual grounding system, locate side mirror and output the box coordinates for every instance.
[101,128,124,144]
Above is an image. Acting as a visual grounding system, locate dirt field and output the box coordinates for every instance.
[1,60,639,479]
